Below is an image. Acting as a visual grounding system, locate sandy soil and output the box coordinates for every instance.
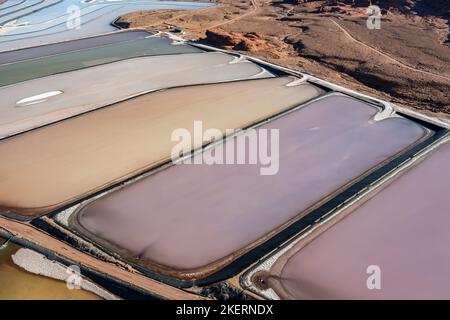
[117,0,450,118]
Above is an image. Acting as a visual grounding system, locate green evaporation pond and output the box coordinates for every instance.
[0,36,203,86]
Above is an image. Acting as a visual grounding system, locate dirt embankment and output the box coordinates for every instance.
[117,0,450,117]
[204,29,279,52]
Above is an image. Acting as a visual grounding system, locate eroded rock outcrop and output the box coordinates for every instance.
[203,30,278,53]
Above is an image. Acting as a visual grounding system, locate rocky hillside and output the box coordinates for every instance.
[314,0,450,17]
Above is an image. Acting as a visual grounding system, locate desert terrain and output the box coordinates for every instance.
[117,0,450,118]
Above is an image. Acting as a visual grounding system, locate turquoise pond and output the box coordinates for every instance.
[0,0,213,51]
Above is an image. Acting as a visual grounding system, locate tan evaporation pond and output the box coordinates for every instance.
[253,139,450,300]
[0,52,269,138]
[0,77,323,217]
[70,95,428,280]
[0,237,103,300]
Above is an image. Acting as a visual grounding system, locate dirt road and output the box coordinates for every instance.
[329,18,450,82]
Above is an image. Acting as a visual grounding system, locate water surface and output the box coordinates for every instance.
[265,140,450,299]
[0,238,101,300]
[0,0,212,51]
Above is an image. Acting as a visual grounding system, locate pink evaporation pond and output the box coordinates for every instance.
[275,140,450,299]
[75,95,428,276]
